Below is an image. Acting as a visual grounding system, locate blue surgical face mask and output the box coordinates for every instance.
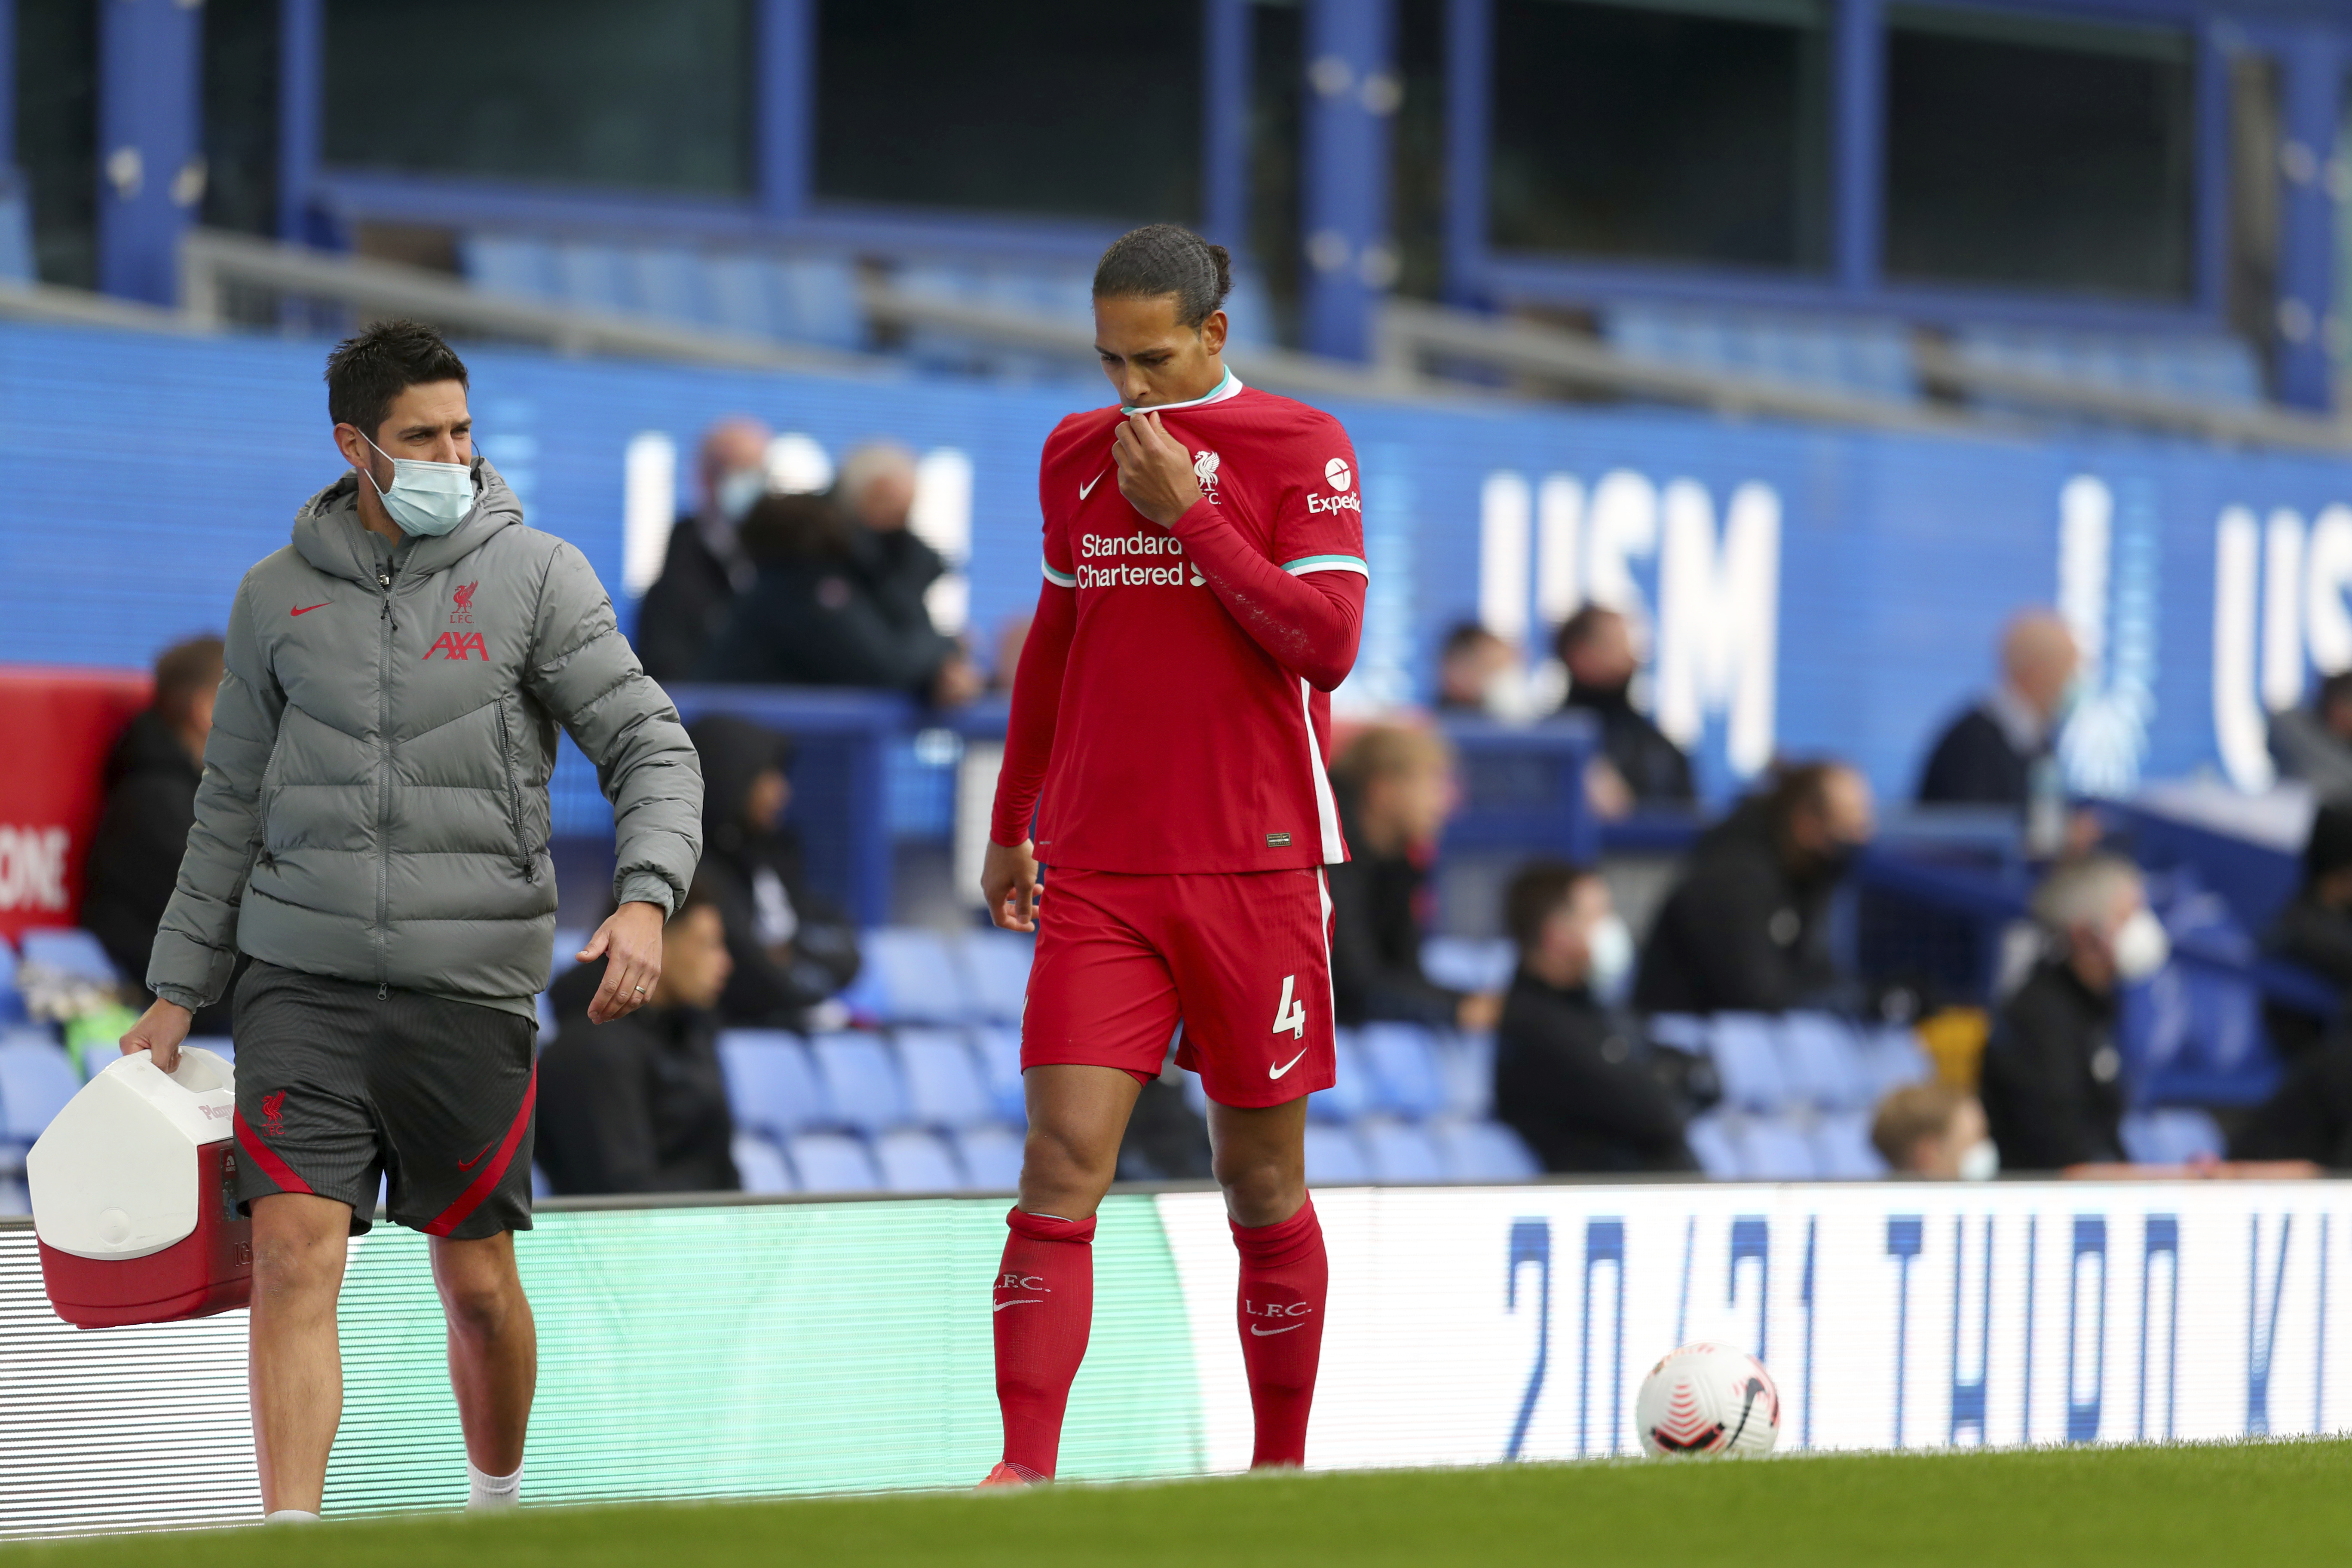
[716,467,767,525]
[360,432,476,538]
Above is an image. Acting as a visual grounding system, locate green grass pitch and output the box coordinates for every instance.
[9,1440,2349,1568]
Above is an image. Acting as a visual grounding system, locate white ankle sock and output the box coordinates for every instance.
[263,1510,320,1525]
[467,1460,523,1510]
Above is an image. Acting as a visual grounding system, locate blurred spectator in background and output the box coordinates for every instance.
[687,715,862,1029]
[989,612,1032,695]
[2269,670,2352,798]
[1869,1082,1997,1179]
[1327,726,1501,1031]
[1493,861,1698,1173]
[1434,621,1516,715]
[1634,760,1876,1015]
[835,441,948,635]
[1917,610,2076,809]
[637,416,769,684]
[696,494,982,705]
[2231,1026,2352,1168]
[1555,605,1692,818]
[82,636,237,1035]
[1979,854,2166,1171]
[2261,800,2352,1060]
[540,879,739,1196]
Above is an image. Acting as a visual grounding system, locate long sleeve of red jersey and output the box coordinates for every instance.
[988,579,1076,847]
[1165,498,1365,692]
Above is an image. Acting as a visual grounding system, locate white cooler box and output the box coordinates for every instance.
[26,1047,253,1328]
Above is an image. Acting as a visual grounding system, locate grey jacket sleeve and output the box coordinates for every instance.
[148,576,284,1010]
[528,542,703,915]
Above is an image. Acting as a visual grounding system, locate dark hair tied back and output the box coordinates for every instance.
[1093,223,1233,329]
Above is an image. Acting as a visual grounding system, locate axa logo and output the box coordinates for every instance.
[450,580,478,624]
[425,631,488,661]
[261,1091,286,1137]
[1193,448,1222,504]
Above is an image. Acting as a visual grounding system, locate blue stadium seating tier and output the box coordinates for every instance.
[0,1037,80,1173]
[1949,326,2262,413]
[1603,303,1919,401]
[0,937,22,1026]
[459,234,865,353]
[1654,1013,1933,1180]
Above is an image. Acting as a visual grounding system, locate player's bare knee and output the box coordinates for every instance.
[1213,1149,1303,1224]
[250,1231,340,1308]
[438,1271,524,1339]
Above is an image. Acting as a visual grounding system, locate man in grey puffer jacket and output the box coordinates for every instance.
[121,320,702,1521]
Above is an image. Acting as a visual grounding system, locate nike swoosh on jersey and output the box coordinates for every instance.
[992,1299,1045,1312]
[1078,472,1103,499]
[1269,1048,1310,1079]
[1250,1322,1308,1336]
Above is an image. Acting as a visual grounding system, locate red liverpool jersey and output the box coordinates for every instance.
[1012,372,1367,874]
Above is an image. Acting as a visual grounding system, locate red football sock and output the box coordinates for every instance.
[1232,1194,1328,1468]
[993,1207,1096,1481]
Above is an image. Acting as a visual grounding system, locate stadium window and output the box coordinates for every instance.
[1488,0,1833,272]
[14,0,99,289]
[812,0,1202,224]
[202,0,280,241]
[320,0,756,196]
[1884,6,2195,300]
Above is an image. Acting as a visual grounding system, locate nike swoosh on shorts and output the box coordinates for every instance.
[1269,1048,1309,1079]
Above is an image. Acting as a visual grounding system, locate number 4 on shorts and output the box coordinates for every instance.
[1272,974,1308,1039]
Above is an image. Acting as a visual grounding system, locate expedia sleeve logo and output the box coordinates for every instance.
[1308,453,1361,514]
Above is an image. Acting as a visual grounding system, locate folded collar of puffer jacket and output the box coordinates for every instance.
[290,457,524,585]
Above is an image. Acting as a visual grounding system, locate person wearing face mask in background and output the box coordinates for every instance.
[1554,605,1694,819]
[1869,1082,1998,1179]
[1325,725,1503,1032]
[2257,800,2352,1062]
[635,416,772,684]
[1493,861,1704,1173]
[1433,621,1518,715]
[1633,760,1877,1016]
[1978,854,2168,1171]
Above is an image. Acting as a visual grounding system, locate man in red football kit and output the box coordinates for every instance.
[977,224,1366,1485]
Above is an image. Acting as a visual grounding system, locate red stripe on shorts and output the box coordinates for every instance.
[422,1063,537,1238]
[233,1109,314,1196]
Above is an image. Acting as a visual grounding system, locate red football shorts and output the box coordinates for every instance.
[1021,866,1337,1109]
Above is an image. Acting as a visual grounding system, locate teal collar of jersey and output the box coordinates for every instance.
[1121,367,1245,416]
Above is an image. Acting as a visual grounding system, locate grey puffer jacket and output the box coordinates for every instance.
[149,461,703,1010]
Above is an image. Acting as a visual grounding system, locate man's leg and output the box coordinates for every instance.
[248,1192,354,1516]
[429,1231,537,1506]
[1209,1095,1326,1468]
[993,1063,1144,1482]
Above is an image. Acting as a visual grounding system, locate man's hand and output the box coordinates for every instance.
[931,652,984,709]
[1111,411,1204,528]
[982,839,1042,933]
[121,998,194,1075]
[581,901,667,1023]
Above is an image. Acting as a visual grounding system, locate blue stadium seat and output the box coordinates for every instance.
[852,928,971,1023]
[731,1133,795,1194]
[530,1165,552,1201]
[1950,325,2262,412]
[1707,1015,1791,1111]
[1809,1111,1886,1179]
[1179,1063,1210,1118]
[1741,1117,1820,1180]
[1302,1124,1371,1185]
[969,1026,1027,1121]
[0,1178,28,1217]
[1432,1118,1541,1181]
[0,1038,80,1160]
[1359,1117,1448,1182]
[1856,1026,1932,1097]
[1605,303,1919,401]
[1777,1014,1868,1110]
[874,1128,964,1192]
[459,233,558,300]
[1431,1030,1495,1120]
[785,1133,882,1194]
[1421,937,1515,994]
[0,939,21,1025]
[1358,1024,1448,1119]
[894,1029,995,1128]
[551,241,632,313]
[1684,1115,1743,1179]
[808,1032,910,1134]
[766,255,865,352]
[952,1124,1026,1190]
[2121,1108,2225,1166]
[702,251,786,337]
[716,1032,828,1137]
[959,931,1033,1023]
[18,929,118,983]
[1306,1032,1379,1124]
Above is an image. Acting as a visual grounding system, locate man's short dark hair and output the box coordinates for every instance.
[152,635,224,728]
[1094,223,1233,329]
[324,319,469,439]
[1764,758,1842,832]
[1553,603,1621,662]
[1504,858,1599,952]
[1440,620,1501,660]
[673,873,725,925]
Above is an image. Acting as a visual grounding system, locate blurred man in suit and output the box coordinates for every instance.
[1556,605,1692,815]
[636,416,769,683]
[1917,609,2077,809]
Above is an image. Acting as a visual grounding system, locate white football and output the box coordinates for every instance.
[1635,1342,1780,1457]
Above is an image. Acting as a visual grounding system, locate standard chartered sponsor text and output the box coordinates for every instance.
[1079,530,1203,589]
